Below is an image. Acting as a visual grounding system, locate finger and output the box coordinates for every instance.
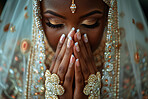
[76,30,95,74]
[52,27,75,73]
[75,59,84,90]
[57,37,74,81]
[82,34,97,72]
[75,42,90,80]
[50,34,65,72]
[52,38,67,73]
[74,33,77,42]
[64,55,75,86]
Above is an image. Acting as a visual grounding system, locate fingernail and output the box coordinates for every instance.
[84,34,88,43]
[68,27,75,37]
[75,42,80,52]
[67,37,72,48]
[76,59,80,67]
[76,29,80,33]
[76,29,81,40]
[59,34,65,44]
[70,54,75,65]
[72,27,75,31]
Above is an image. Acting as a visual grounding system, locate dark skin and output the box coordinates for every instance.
[41,0,108,99]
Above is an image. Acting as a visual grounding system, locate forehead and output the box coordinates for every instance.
[42,0,105,14]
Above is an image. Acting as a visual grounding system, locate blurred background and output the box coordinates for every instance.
[0,0,148,23]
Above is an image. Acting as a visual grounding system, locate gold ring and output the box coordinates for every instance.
[83,72,101,98]
[45,70,65,98]
[60,81,63,84]
[85,80,88,83]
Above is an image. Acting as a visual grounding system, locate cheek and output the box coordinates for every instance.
[45,31,59,51]
[43,24,62,51]
[87,20,106,52]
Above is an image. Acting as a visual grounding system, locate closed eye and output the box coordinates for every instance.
[81,21,100,28]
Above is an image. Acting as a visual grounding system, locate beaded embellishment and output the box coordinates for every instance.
[25,0,46,98]
[45,70,65,99]
[83,72,101,99]
[101,0,120,98]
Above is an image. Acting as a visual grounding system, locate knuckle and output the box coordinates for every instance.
[78,53,82,58]
[84,57,88,62]
[57,55,62,62]
[86,58,91,64]
[76,77,83,84]
[83,68,89,75]
[65,76,72,83]
[63,40,67,46]
[52,55,56,62]
[79,42,84,47]
[65,48,70,55]
[58,66,66,74]
[57,43,62,49]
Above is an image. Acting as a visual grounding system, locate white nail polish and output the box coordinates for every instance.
[76,29,81,40]
[75,42,78,46]
[69,36,72,40]
[60,34,65,43]
[68,27,75,37]
[76,59,80,67]
[76,29,80,33]
[70,54,74,65]
[72,27,75,31]
[75,42,80,52]
[67,37,72,48]
[84,34,88,43]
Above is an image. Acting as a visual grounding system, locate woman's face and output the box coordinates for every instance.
[41,0,108,52]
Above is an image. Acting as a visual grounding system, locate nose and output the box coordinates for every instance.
[64,26,77,36]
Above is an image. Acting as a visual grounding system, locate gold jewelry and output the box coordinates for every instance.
[70,0,76,13]
[83,72,101,99]
[85,80,88,84]
[101,0,120,98]
[60,81,63,84]
[45,70,65,98]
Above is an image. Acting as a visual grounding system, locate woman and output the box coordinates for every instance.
[0,0,148,99]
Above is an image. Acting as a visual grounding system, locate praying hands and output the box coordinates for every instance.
[48,28,99,99]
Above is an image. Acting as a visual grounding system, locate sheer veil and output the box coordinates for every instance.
[0,0,148,98]
[0,0,33,98]
[118,0,148,98]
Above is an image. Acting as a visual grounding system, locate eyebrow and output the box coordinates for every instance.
[44,10,103,19]
[44,10,66,19]
[80,10,103,19]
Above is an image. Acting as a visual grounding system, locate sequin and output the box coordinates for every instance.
[24,12,29,19]
[4,23,10,32]
[132,19,135,24]
[24,6,27,10]
[10,25,16,32]
[20,39,31,54]
[136,22,144,31]
[134,52,140,63]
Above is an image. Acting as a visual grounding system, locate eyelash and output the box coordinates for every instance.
[46,20,99,29]
[46,22,64,28]
[82,21,100,28]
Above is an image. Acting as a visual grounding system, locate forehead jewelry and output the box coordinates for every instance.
[70,0,76,13]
